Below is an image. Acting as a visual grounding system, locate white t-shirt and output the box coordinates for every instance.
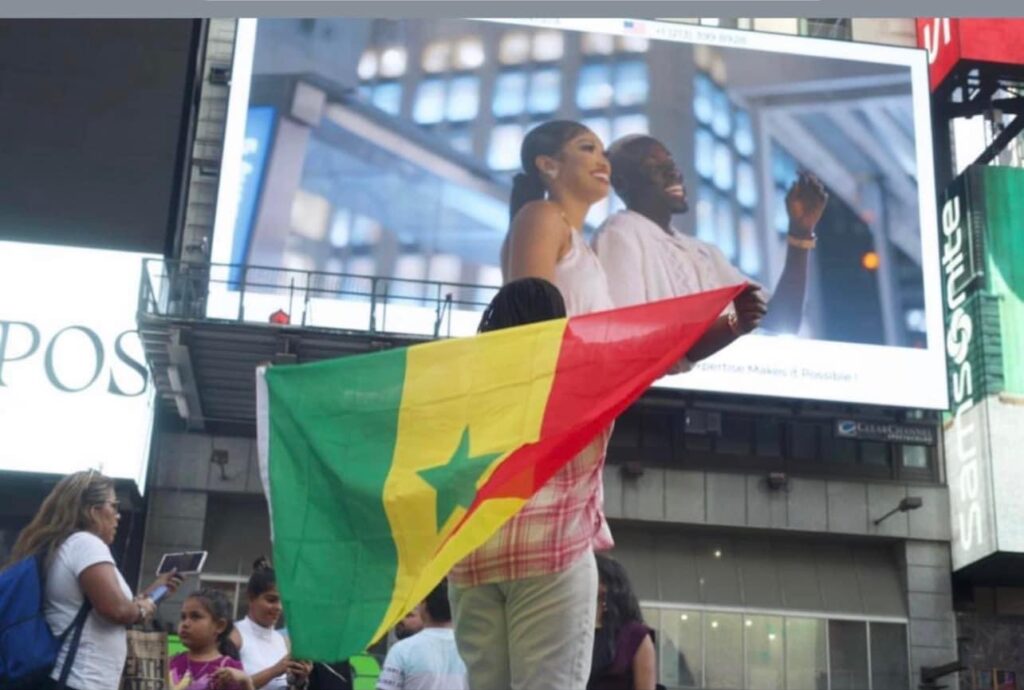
[44,531,132,690]
[376,628,468,690]
[236,616,289,690]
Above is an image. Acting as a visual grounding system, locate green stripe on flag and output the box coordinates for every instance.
[266,348,407,661]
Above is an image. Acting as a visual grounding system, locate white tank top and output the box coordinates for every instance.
[235,617,289,690]
[554,228,615,317]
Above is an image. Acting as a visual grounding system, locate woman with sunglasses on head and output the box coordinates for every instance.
[4,470,182,690]
[448,120,617,690]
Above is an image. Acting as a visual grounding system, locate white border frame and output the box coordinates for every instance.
[212,18,947,410]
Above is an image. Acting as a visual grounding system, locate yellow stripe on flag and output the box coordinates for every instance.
[372,318,567,641]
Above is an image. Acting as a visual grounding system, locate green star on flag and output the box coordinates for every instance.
[418,428,501,531]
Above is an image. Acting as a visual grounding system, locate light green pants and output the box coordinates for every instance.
[449,550,598,690]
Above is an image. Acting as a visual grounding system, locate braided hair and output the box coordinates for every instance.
[478,278,567,333]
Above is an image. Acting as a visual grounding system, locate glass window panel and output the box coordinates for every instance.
[356,84,372,102]
[488,124,525,171]
[614,60,649,107]
[612,113,649,140]
[774,186,790,235]
[696,183,716,245]
[528,69,561,115]
[447,130,473,154]
[493,71,528,117]
[772,145,798,184]
[861,441,889,467]
[694,73,714,124]
[745,615,784,690]
[706,613,742,689]
[785,617,827,690]
[454,38,485,70]
[660,610,702,688]
[357,51,377,80]
[870,623,909,690]
[737,161,758,208]
[755,416,782,458]
[695,128,715,179]
[790,421,818,460]
[577,63,614,110]
[378,46,407,78]
[413,79,446,125]
[371,82,402,116]
[829,620,869,690]
[902,444,929,469]
[447,75,480,122]
[712,88,732,137]
[499,32,530,65]
[421,41,450,74]
[735,109,755,156]
[715,195,736,261]
[532,30,565,62]
[738,214,761,277]
[581,118,612,152]
[585,197,610,231]
[821,433,858,464]
[582,32,615,55]
[712,142,733,191]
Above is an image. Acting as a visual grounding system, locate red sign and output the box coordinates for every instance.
[916,18,1024,90]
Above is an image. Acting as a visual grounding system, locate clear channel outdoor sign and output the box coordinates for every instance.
[0,241,156,488]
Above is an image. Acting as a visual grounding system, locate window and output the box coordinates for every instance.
[738,214,761,276]
[614,60,649,107]
[612,113,649,140]
[413,79,445,124]
[527,69,561,115]
[532,31,564,62]
[618,35,650,53]
[745,615,784,689]
[577,63,614,110]
[696,183,716,245]
[870,623,909,690]
[357,51,377,80]
[706,613,743,689]
[581,32,615,56]
[499,32,531,65]
[644,606,905,690]
[370,82,401,116]
[446,76,480,122]
[581,118,612,151]
[421,41,450,74]
[785,618,827,690]
[378,46,407,78]
[829,620,869,690]
[902,444,929,469]
[454,37,485,70]
[488,124,524,170]
[659,610,702,688]
[493,71,528,117]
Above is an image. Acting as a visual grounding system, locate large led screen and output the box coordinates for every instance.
[0,242,156,488]
[209,18,946,409]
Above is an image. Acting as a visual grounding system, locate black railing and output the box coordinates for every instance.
[139,259,500,339]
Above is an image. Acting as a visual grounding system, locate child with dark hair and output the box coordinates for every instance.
[169,589,253,690]
[377,579,466,690]
[229,557,312,689]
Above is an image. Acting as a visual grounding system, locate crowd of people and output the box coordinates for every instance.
[2,119,826,690]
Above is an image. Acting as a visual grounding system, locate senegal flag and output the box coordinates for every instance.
[256,284,742,660]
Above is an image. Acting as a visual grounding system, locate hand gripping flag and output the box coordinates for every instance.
[256,284,743,660]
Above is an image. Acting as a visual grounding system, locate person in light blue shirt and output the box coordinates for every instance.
[376,579,467,690]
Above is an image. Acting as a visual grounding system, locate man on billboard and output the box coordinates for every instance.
[594,135,829,363]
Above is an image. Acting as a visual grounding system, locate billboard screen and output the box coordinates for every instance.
[209,18,946,409]
[0,242,156,488]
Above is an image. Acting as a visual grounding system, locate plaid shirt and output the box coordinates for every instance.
[449,428,614,587]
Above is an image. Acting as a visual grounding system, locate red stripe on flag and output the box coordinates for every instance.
[451,284,744,527]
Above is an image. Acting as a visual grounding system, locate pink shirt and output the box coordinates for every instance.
[168,653,246,690]
[451,228,615,586]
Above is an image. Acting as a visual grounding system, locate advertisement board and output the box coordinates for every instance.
[916,18,1024,90]
[0,242,156,488]
[209,18,946,408]
[941,166,1024,570]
